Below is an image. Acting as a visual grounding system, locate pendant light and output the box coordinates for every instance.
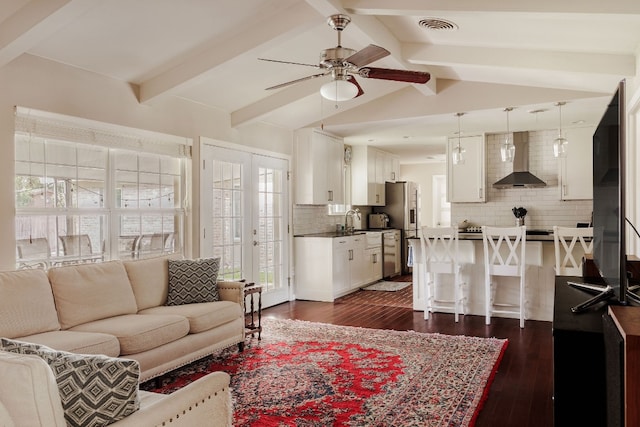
[553,101,568,158]
[452,112,466,165]
[500,107,516,162]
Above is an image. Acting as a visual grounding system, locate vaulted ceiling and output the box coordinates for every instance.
[2,0,639,162]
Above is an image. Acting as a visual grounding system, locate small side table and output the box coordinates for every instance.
[244,284,263,340]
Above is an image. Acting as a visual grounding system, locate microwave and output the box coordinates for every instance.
[369,213,390,229]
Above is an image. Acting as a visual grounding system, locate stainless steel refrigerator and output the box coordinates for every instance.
[373,181,419,275]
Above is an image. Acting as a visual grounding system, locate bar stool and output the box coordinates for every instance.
[420,226,464,322]
[482,226,527,328]
[552,226,593,276]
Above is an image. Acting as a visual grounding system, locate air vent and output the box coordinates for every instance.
[418,18,458,30]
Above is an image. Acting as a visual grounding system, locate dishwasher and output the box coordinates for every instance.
[382,230,401,278]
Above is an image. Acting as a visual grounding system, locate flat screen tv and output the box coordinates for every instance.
[570,79,629,312]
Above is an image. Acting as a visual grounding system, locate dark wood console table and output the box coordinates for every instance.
[553,276,607,426]
[608,305,640,426]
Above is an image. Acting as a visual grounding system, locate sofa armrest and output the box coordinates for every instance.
[112,371,232,427]
[217,281,245,308]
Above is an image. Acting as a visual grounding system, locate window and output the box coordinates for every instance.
[14,108,190,268]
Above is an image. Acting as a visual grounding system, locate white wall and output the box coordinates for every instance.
[0,54,293,269]
[400,162,446,228]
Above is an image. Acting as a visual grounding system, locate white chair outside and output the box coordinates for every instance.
[553,226,593,276]
[482,226,527,328]
[420,226,464,322]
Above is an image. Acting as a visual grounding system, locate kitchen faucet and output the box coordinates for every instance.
[344,208,361,234]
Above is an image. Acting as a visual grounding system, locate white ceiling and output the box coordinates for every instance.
[2,0,639,163]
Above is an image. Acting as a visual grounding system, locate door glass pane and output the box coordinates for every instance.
[211,159,244,281]
[256,167,283,291]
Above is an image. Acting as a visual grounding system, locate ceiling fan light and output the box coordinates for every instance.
[320,79,358,101]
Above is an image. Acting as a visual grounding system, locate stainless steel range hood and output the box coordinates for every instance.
[493,132,546,188]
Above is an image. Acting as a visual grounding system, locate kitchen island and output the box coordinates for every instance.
[410,230,566,322]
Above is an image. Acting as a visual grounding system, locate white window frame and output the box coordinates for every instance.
[14,108,191,268]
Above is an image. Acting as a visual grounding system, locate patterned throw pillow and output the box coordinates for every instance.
[166,257,221,306]
[0,338,139,427]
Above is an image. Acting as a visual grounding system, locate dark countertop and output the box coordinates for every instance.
[458,231,555,241]
[406,229,555,242]
[294,229,399,238]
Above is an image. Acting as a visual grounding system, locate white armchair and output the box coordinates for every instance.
[0,350,233,427]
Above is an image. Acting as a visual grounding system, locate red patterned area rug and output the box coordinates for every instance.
[141,318,508,427]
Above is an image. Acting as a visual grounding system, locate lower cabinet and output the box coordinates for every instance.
[364,246,383,285]
[295,235,376,302]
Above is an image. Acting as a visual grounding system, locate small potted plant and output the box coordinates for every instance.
[513,207,527,226]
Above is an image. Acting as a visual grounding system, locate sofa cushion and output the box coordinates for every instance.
[69,314,190,355]
[48,261,138,329]
[0,400,15,427]
[0,269,60,338]
[123,254,182,310]
[0,339,140,427]
[139,300,243,334]
[0,350,66,427]
[21,330,121,357]
[167,258,221,306]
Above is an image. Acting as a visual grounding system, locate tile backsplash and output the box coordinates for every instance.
[453,129,592,229]
[292,205,373,235]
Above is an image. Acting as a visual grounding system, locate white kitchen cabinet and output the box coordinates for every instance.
[351,146,393,206]
[294,128,344,205]
[384,154,400,182]
[364,246,383,284]
[294,234,369,302]
[447,135,486,203]
[558,126,595,200]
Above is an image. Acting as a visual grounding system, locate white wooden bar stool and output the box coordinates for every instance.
[552,226,593,276]
[482,226,527,328]
[420,226,465,322]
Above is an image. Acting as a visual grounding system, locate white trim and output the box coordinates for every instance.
[15,107,192,158]
[199,136,291,162]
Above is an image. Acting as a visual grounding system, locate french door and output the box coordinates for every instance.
[200,143,290,308]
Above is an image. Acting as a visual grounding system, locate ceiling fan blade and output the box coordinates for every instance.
[350,77,365,98]
[345,44,390,67]
[265,73,327,90]
[357,67,431,84]
[258,58,320,68]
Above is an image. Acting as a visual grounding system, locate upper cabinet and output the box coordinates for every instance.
[294,128,344,205]
[385,154,400,183]
[558,126,595,200]
[351,146,397,206]
[447,135,486,203]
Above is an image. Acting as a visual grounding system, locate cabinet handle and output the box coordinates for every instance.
[348,249,353,261]
[373,253,377,263]
[391,172,396,181]
[563,185,567,197]
[376,194,380,203]
[328,190,333,201]
[479,188,483,199]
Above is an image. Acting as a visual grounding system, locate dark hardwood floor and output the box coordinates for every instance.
[262,284,554,427]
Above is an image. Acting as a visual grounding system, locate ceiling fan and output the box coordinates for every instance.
[259,14,431,101]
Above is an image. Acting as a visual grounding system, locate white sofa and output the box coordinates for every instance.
[0,254,244,426]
